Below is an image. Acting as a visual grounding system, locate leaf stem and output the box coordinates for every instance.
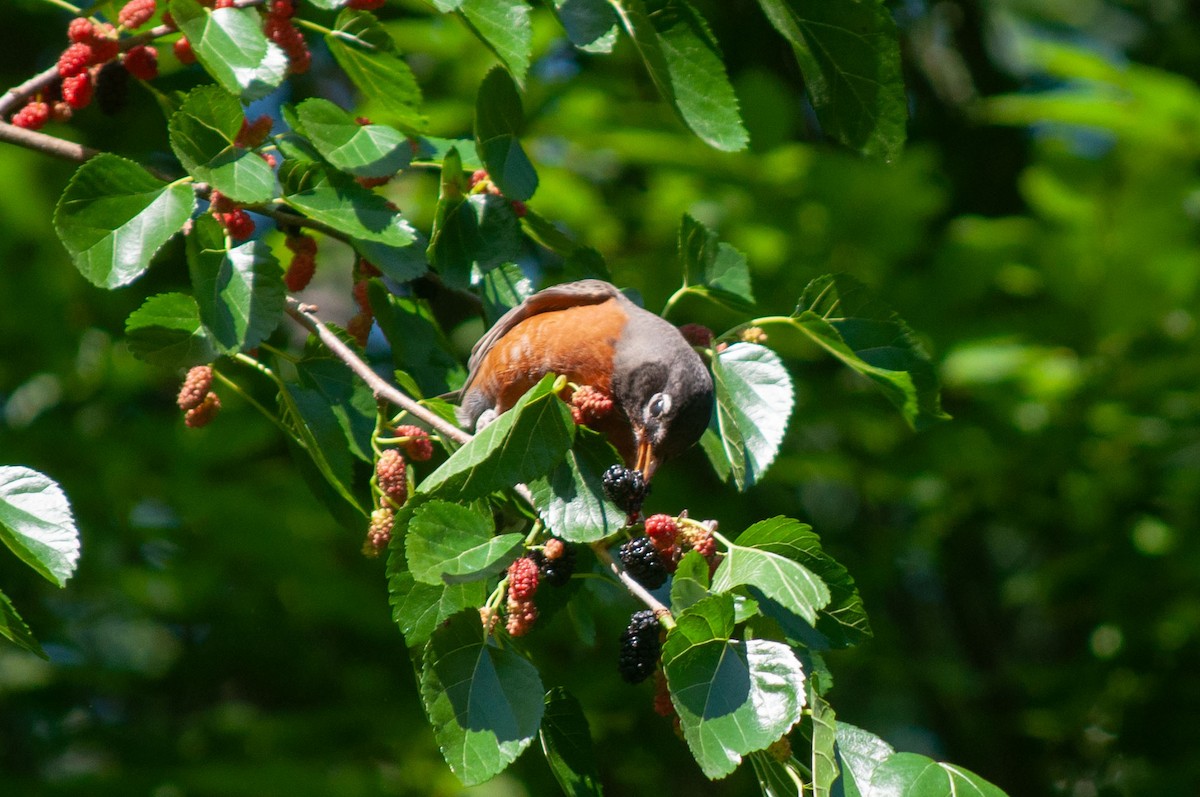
[211,367,299,443]
[660,285,692,321]
[39,0,82,14]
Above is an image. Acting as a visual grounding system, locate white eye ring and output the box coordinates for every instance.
[646,392,671,420]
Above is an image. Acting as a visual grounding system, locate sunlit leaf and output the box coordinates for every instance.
[0,466,80,588]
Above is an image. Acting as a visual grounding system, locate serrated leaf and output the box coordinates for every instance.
[328,10,426,132]
[662,594,806,779]
[480,262,535,325]
[296,98,413,179]
[527,430,627,543]
[677,213,755,312]
[295,331,377,463]
[280,159,418,246]
[125,292,219,367]
[712,517,830,626]
[764,274,950,431]
[54,154,195,289]
[552,0,618,53]
[412,137,483,170]
[368,283,466,396]
[406,500,523,585]
[279,383,366,516]
[809,692,838,797]
[670,549,711,614]
[169,86,276,203]
[418,375,574,501]
[755,0,906,161]
[749,751,808,797]
[834,723,894,797]
[0,467,80,588]
[709,342,794,490]
[459,0,533,85]
[187,215,284,353]
[170,0,288,101]
[427,148,524,289]
[0,588,46,658]
[863,752,1009,797]
[420,611,545,786]
[390,570,485,648]
[539,688,603,797]
[475,67,538,201]
[609,0,748,151]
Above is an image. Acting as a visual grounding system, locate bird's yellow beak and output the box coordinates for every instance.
[634,435,659,483]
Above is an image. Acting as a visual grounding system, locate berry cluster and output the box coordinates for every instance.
[677,323,714,349]
[375,448,408,505]
[642,513,720,574]
[236,114,273,149]
[619,536,669,589]
[739,326,768,345]
[467,168,528,218]
[569,385,614,427]
[529,538,576,587]
[284,234,318,292]
[505,556,540,636]
[177,365,221,428]
[602,465,649,516]
[363,505,395,556]
[118,0,157,30]
[264,0,311,75]
[209,190,255,241]
[618,610,662,684]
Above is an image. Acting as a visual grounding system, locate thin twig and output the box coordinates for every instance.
[592,542,674,626]
[284,297,472,445]
[0,121,96,162]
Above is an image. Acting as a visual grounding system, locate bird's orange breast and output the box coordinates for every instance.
[470,298,628,412]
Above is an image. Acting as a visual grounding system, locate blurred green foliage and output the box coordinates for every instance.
[3,0,1200,795]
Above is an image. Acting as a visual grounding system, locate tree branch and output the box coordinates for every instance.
[0,121,95,162]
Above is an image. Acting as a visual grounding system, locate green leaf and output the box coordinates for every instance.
[862,752,1009,797]
[609,0,748,151]
[677,213,755,312]
[0,467,80,588]
[527,429,627,544]
[420,611,545,786]
[327,10,426,132]
[295,332,377,463]
[662,594,806,779]
[834,723,894,797]
[459,0,533,85]
[54,154,195,289]
[412,137,483,170]
[169,86,276,203]
[390,570,486,648]
[808,692,838,797]
[169,0,288,101]
[539,687,603,797]
[475,67,538,202]
[724,516,869,648]
[280,159,418,246]
[279,383,366,516]
[296,98,413,179]
[480,262,535,325]
[765,274,950,431]
[0,588,45,658]
[551,0,618,53]
[187,216,284,354]
[406,500,524,585]
[125,292,219,367]
[708,342,794,490]
[749,751,808,797]
[670,549,711,614]
[426,149,524,290]
[418,375,575,501]
[431,0,464,9]
[711,517,830,627]
[755,0,906,161]
[368,283,467,397]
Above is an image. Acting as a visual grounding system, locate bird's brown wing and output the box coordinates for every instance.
[461,279,624,393]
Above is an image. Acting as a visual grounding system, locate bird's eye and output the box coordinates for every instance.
[646,392,671,419]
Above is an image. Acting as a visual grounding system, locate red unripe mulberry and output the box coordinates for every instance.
[118,0,157,30]
[123,45,159,81]
[284,251,316,292]
[12,101,50,130]
[67,18,95,43]
[395,425,433,462]
[177,365,214,410]
[62,73,93,109]
[375,449,407,504]
[58,42,94,78]
[173,37,196,65]
[184,391,221,428]
[507,556,540,600]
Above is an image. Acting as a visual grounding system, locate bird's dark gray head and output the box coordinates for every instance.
[612,306,714,478]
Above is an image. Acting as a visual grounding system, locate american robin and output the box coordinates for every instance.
[457,279,714,480]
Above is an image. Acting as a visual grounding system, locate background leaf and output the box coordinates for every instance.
[551,0,618,53]
[475,68,538,201]
[169,0,288,101]
[54,154,194,289]
[755,0,906,161]
[169,86,276,203]
[0,467,80,588]
[420,611,545,785]
[706,342,794,490]
[459,0,533,85]
[676,213,755,312]
[124,292,219,367]
[539,687,604,797]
